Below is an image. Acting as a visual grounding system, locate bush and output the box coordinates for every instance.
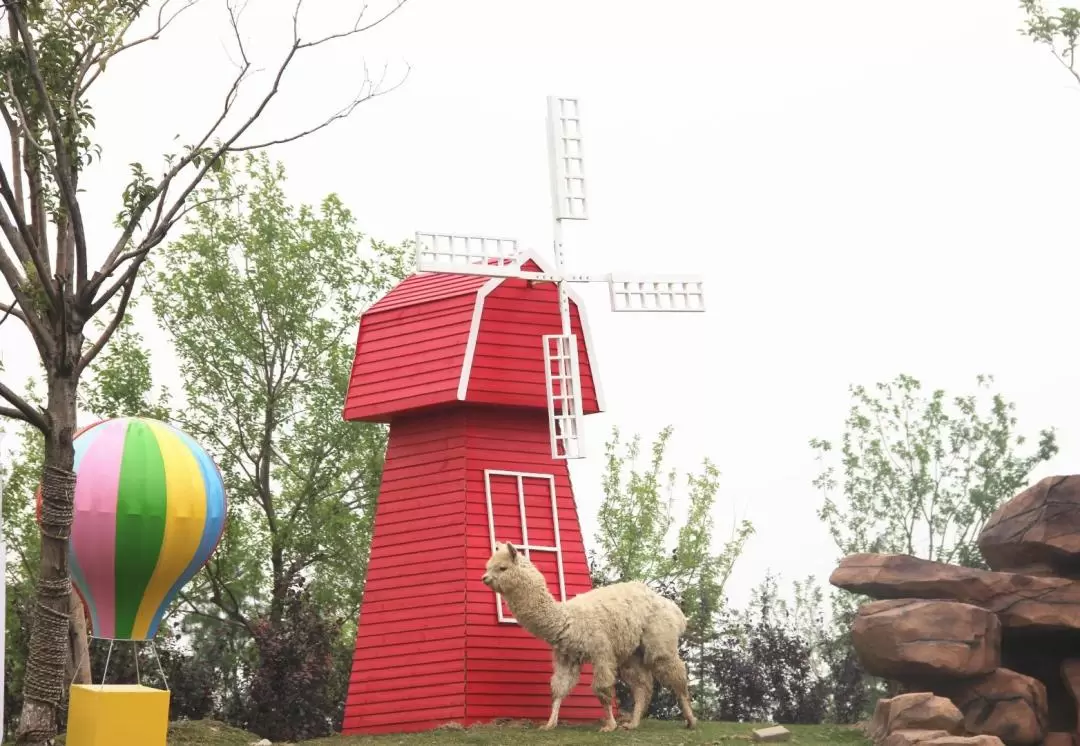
[706,581,829,724]
[242,578,341,742]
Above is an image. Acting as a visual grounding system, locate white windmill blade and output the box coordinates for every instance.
[542,334,585,460]
[607,274,706,312]
[414,231,522,276]
[546,96,588,222]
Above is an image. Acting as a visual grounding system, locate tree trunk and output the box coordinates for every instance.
[66,593,90,686]
[17,371,78,745]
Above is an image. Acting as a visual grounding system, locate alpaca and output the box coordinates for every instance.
[481,541,697,732]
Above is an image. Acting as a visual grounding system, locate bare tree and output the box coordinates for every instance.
[0,0,408,741]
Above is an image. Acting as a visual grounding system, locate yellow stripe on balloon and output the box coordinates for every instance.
[131,419,208,639]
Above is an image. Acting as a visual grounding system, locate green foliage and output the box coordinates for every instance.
[0,1,143,217]
[1,380,43,575]
[1021,0,1080,82]
[594,426,753,600]
[83,295,169,421]
[146,153,406,726]
[1,406,42,739]
[812,373,1057,568]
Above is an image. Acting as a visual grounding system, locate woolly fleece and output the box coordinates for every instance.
[482,541,697,732]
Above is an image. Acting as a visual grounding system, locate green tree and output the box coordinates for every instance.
[146,153,406,734]
[812,373,1057,569]
[82,302,169,422]
[591,425,754,706]
[0,2,409,740]
[1,414,42,740]
[1021,0,1080,86]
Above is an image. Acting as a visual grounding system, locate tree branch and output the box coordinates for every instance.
[76,0,202,101]
[0,298,25,324]
[7,0,90,291]
[228,61,410,152]
[82,0,411,307]
[0,378,47,433]
[0,242,54,357]
[177,591,248,630]
[76,271,137,375]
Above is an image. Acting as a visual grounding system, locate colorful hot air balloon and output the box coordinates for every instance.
[51,417,228,641]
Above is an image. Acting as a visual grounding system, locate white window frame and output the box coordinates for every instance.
[484,469,567,624]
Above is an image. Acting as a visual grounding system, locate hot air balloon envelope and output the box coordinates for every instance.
[67,417,227,640]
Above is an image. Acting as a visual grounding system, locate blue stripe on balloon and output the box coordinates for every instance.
[70,419,119,636]
[145,424,227,637]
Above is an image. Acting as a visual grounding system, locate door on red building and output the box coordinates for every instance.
[483,469,567,622]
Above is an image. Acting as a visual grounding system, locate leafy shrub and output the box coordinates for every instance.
[242,578,341,742]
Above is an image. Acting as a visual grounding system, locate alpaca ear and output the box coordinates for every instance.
[507,542,518,561]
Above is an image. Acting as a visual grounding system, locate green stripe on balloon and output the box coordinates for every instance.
[113,419,167,639]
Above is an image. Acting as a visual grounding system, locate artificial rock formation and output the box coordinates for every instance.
[852,600,1001,679]
[870,693,964,740]
[831,475,1080,746]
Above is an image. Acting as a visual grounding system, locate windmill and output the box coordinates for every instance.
[340,96,708,734]
[412,96,705,460]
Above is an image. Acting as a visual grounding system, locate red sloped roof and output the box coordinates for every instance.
[343,251,606,423]
[367,271,492,313]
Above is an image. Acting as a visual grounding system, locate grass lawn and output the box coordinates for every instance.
[163,719,871,745]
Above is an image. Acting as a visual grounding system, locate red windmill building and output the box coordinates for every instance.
[341,97,706,735]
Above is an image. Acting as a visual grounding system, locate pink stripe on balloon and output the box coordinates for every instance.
[71,419,127,638]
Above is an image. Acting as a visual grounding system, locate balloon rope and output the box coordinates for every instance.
[150,641,170,691]
[69,640,87,687]
[133,640,141,686]
[22,465,76,740]
[99,639,114,689]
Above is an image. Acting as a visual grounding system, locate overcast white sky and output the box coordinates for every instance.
[2,0,1080,609]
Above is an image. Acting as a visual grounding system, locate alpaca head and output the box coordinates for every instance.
[481,541,544,596]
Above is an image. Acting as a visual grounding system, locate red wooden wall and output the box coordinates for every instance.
[463,274,600,413]
[462,407,601,724]
[343,406,604,734]
[343,411,468,733]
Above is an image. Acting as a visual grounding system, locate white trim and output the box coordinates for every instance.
[455,248,607,412]
[543,334,585,460]
[457,276,502,401]
[484,469,567,625]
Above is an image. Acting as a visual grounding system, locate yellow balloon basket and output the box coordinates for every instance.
[66,682,170,746]
[66,638,171,746]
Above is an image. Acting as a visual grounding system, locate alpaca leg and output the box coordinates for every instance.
[650,654,697,730]
[591,660,619,732]
[541,657,580,730]
[618,655,654,730]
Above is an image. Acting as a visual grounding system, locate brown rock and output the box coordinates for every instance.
[882,732,1005,746]
[870,693,964,740]
[978,475,1080,576]
[881,731,951,745]
[1044,734,1077,746]
[923,668,1048,746]
[853,599,1000,679]
[830,553,1080,632]
[1062,659,1080,733]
